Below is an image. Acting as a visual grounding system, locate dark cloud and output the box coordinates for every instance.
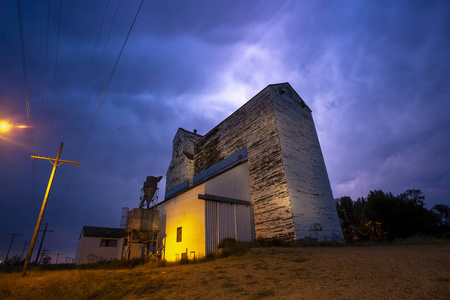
[1,0,449,261]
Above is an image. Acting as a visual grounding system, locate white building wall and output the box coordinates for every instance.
[204,162,252,201]
[194,85,297,240]
[270,86,344,242]
[193,83,343,243]
[75,236,123,265]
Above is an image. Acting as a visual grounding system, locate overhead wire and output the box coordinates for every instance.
[14,0,145,248]
[54,0,145,221]
[53,0,113,218]
[48,0,63,156]
[79,0,145,158]
[74,0,121,151]
[16,0,37,210]
[40,0,51,199]
[65,0,111,162]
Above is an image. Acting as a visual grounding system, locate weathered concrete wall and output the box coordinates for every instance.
[194,83,343,242]
[270,85,344,242]
[194,86,296,240]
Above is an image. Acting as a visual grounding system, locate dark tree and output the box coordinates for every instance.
[335,189,443,242]
[433,204,450,226]
[335,196,357,242]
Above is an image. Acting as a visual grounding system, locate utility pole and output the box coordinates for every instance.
[5,233,22,262]
[21,240,28,259]
[34,223,54,265]
[38,249,49,264]
[21,142,79,276]
[55,252,62,264]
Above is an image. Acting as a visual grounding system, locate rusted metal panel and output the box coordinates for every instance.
[126,208,159,232]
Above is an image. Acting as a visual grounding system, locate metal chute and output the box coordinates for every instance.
[139,176,162,209]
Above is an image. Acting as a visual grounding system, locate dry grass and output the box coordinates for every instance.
[1,244,449,299]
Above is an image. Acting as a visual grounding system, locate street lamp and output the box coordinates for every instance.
[0,120,12,133]
[0,120,28,135]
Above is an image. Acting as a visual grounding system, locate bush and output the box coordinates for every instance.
[252,238,296,247]
[218,238,250,257]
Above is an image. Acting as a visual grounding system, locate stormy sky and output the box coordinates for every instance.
[1,0,449,262]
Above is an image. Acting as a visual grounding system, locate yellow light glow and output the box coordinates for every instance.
[16,125,28,129]
[0,121,12,133]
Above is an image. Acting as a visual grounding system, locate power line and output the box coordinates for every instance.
[56,0,144,219]
[48,0,63,155]
[40,0,51,198]
[79,0,144,159]
[54,0,114,218]
[16,0,32,147]
[65,0,112,157]
[16,0,38,210]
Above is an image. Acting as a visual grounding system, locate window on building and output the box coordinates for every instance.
[100,239,118,247]
[177,227,182,242]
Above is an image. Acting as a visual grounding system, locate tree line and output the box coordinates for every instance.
[335,189,449,243]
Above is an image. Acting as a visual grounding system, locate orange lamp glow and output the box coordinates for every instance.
[0,121,12,133]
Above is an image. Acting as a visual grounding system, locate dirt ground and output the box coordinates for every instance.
[1,244,449,299]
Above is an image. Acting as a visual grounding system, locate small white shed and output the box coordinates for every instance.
[75,226,124,265]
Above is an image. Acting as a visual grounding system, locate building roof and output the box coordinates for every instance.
[81,226,124,238]
[179,127,203,137]
[198,194,252,206]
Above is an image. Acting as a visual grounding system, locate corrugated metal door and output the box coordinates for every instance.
[205,201,218,254]
[218,202,235,243]
[205,200,254,255]
[236,205,252,242]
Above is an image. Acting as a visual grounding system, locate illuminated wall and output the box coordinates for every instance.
[157,186,207,261]
[157,162,253,261]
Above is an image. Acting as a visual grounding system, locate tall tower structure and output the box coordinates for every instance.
[166,83,343,242]
[165,128,202,199]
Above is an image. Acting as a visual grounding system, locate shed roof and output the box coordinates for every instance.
[81,226,124,238]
